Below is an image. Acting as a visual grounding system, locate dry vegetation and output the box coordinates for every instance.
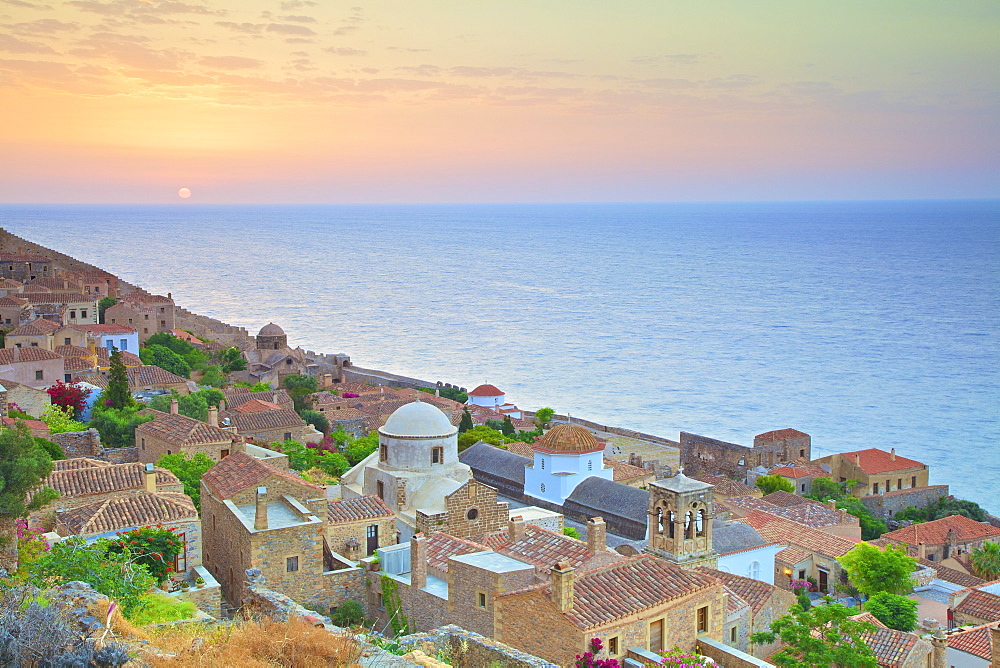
[141,616,363,667]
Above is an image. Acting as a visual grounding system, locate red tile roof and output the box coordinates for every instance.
[127,365,187,387]
[0,254,51,262]
[43,462,180,498]
[607,459,652,483]
[53,458,110,471]
[201,451,321,500]
[494,525,603,572]
[7,318,62,336]
[725,495,852,529]
[691,474,760,498]
[837,448,925,474]
[57,492,196,536]
[0,347,63,363]
[136,409,235,447]
[424,533,490,573]
[858,627,921,667]
[468,384,503,397]
[54,344,94,358]
[233,398,283,413]
[776,546,812,565]
[738,511,858,558]
[696,568,783,614]
[502,555,721,630]
[946,623,994,660]
[223,387,293,409]
[881,514,1000,547]
[222,408,306,433]
[327,495,394,523]
[532,423,603,455]
[62,356,94,371]
[769,464,827,479]
[75,323,137,335]
[756,428,809,441]
[760,490,811,507]
[917,558,986,588]
[0,296,27,307]
[954,589,1000,622]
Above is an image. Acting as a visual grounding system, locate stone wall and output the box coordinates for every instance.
[397,625,558,668]
[529,412,680,449]
[697,638,773,667]
[173,306,251,348]
[439,480,508,539]
[860,485,949,519]
[324,515,396,559]
[680,432,754,478]
[50,429,103,458]
[343,366,436,391]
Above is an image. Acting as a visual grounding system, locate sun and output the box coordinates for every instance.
[178,187,191,199]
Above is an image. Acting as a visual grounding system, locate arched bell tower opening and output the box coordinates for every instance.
[645,468,718,570]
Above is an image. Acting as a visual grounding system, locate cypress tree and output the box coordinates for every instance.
[459,408,474,433]
[501,414,516,436]
[106,347,133,409]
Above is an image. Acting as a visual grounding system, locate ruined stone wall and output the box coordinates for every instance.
[50,429,103,458]
[343,366,436,390]
[860,485,949,519]
[398,625,559,668]
[680,432,754,478]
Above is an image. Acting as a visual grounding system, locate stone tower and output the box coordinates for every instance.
[256,322,287,351]
[645,468,718,569]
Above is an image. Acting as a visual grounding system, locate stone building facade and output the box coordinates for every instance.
[415,479,509,539]
[859,485,950,520]
[811,448,929,498]
[325,495,397,561]
[104,294,175,344]
[680,429,809,480]
[646,470,718,570]
[135,406,244,464]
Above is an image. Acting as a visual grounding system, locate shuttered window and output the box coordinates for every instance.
[649,618,663,652]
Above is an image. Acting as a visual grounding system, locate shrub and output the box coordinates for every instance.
[106,525,183,582]
[865,592,917,632]
[331,600,366,628]
[45,380,92,418]
[89,399,155,448]
[157,452,214,510]
[563,526,581,539]
[575,638,619,667]
[39,404,88,434]
[129,592,197,625]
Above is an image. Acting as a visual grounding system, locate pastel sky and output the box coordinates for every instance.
[1,0,997,203]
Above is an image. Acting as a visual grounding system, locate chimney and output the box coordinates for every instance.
[208,405,218,427]
[930,629,948,668]
[410,532,428,589]
[991,623,1000,668]
[254,487,268,530]
[169,397,178,415]
[219,399,227,412]
[587,517,606,553]
[509,515,526,542]
[918,542,927,560]
[273,392,280,404]
[890,448,896,461]
[550,561,575,612]
[855,453,861,466]
[144,463,157,494]
[435,389,440,397]
[826,500,838,512]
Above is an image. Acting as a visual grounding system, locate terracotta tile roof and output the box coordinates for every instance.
[62,356,95,371]
[607,458,651,482]
[506,442,534,458]
[136,409,235,447]
[858,628,920,667]
[201,451,321,500]
[755,428,809,441]
[503,555,721,630]
[121,292,173,305]
[127,365,187,387]
[96,347,141,367]
[44,462,180,499]
[326,407,368,422]
[696,568,781,614]
[881,514,1000,547]
[954,589,1000,622]
[849,611,888,628]
[691,474,759,498]
[837,448,925,474]
[725,495,851,529]
[738,511,858,558]
[54,345,94,358]
[20,292,89,304]
[0,296,27,307]
[75,323,137,335]
[1,416,48,431]
[327,495,395,523]
[233,398,283,413]
[222,408,306,433]
[53,458,111,471]
[769,464,827,479]
[871,484,949,499]
[775,545,812,564]
[7,318,62,336]
[424,532,491,572]
[494,525,597,572]
[946,623,994,660]
[223,388,293,409]
[75,373,107,389]
[761,490,811,507]
[916,558,986,588]
[532,423,603,455]
[726,588,750,614]
[57,492,196,536]
[0,347,63,363]
[468,384,503,397]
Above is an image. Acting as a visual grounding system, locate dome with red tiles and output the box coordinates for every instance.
[532,423,603,454]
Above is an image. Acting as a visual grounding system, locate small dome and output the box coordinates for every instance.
[469,384,504,397]
[380,401,457,438]
[533,423,603,454]
[258,322,285,336]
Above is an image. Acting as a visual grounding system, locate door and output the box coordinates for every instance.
[818,569,829,593]
[366,524,378,556]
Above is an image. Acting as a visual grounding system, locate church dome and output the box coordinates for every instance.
[380,401,457,438]
[258,322,285,336]
[533,423,603,454]
[469,384,503,397]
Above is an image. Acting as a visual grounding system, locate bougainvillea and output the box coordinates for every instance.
[575,638,620,668]
[106,525,182,582]
[45,380,92,418]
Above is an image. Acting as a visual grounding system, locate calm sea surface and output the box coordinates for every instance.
[2,201,998,512]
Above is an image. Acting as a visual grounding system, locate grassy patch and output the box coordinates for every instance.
[129,592,197,625]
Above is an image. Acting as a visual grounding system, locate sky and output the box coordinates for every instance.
[1,1,998,203]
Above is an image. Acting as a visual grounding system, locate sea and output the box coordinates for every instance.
[2,200,998,513]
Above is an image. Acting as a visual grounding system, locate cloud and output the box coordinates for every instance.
[632,54,701,66]
[200,55,264,69]
[12,19,81,36]
[280,0,316,9]
[396,64,442,77]
[281,15,316,23]
[1,0,52,7]
[332,25,360,36]
[67,0,225,16]
[323,47,366,56]
[0,34,57,54]
[70,33,192,70]
[449,66,518,78]
[266,23,316,36]
[215,21,264,34]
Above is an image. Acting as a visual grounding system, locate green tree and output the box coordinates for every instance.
[330,600,366,628]
[148,388,223,422]
[807,476,847,501]
[837,543,916,597]
[97,296,117,324]
[751,603,877,668]
[199,365,226,388]
[458,424,504,452]
[836,497,888,540]
[864,592,917,632]
[896,496,988,523]
[969,541,1000,581]
[273,440,350,477]
[418,386,468,403]
[88,398,155,448]
[140,344,191,378]
[146,332,208,370]
[755,474,795,495]
[535,407,554,427]
[106,525,183,582]
[217,346,247,373]
[34,437,65,461]
[345,432,379,465]
[300,409,329,434]
[458,408,474,433]
[106,347,133,409]
[157,452,214,510]
[0,424,59,537]
[38,404,88,434]
[562,526,581,539]
[501,415,516,436]
[282,374,318,413]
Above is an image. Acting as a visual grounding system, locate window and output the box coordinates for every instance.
[799,448,805,458]
[747,561,760,579]
[120,339,127,350]
[81,310,87,318]
[730,626,737,643]
[898,478,902,490]
[221,449,230,458]
[798,569,806,580]
[35,370,43,380]
[540,483,546,493]
[540,458,545,470]
[105,340,113,349]
[588,460,593,471]
[141,438,145,450]
[64,374,71,382]
[912,476,917,488]
[173,533,187,573]
[886,479,891,492]
[376,480,384,500]
[64,337,71,345]
[286,556,299,572]
[696,606,708,633]
[160,320,166,327]
[379,444,388,462]
[70,310,76,319]
[801,484,806,492]
[649,619,663,653]
[608,637,619,656]
[872,482,879,494]
[478,592,486,609]
[432,447,443,464]
[144,314,149,320]
[467,508,478,521]
[30,342,37,346]
[284,432,292,441]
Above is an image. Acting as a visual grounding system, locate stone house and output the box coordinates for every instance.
[220,406,320,445]
[0,379,50,417]
[950,582,1000,627]
[851,617,935,668]
[54,488,201,577]
[4,318,65,350]
[135,406,243,464]
[415,479,510,540]
[0,346,65,387]
[767,461,829,496]
[679,428,810,480]
[695,567,795,658]
[325,495,397,560]
[199,452,356,611]
[1,415,50,438]
[0,295,27,327]
[735,510,858,593]
[811,448,929,497]
[105,294,175,344]
[880,514,1000,566]
[222,387,293,411]
[860,485,950,521]
[74,323,139,355]
[127,365,190,395]
[712,519,782,585]
[59,297,99,327]
[0,254,53,282]
[719,491,862,540]
[945,622,1000,666]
